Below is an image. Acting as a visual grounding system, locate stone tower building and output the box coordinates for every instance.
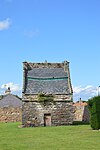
[22,61,74,127]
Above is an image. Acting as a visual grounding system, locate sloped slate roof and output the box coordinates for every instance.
[0,94,22,108]
[25,68,69,94]
[28,68,67,78]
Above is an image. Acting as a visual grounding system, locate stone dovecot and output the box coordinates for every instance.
[22,61,74,127]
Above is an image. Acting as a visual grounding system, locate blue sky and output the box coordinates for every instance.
[0,0,100,101]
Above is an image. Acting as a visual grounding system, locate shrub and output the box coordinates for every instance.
[73,121,90,125]
[38,93,54,102]
[88,96,100,130]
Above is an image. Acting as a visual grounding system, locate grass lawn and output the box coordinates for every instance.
[0,123,100,150]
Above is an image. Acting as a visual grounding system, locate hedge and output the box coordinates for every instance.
[88,96,100,130]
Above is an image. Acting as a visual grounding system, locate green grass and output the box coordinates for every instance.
[0,123,100,150]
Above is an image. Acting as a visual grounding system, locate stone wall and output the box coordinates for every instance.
[73,105,90,122]
[82,106,90,122]
[0,107,22,122]
[22,101,74,127]
[22,94,73,101]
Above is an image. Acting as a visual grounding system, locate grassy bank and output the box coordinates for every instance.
[0,123,100,150]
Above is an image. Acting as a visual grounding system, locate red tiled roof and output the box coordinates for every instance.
[73,101,88,106]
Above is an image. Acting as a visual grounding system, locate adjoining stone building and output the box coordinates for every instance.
[73,100,90,123]
[0,88,22,122]
[22,61,74,127]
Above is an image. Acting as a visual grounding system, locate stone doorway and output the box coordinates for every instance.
[44,114,51,126]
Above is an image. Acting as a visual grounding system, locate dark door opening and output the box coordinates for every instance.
[44,114,51,126]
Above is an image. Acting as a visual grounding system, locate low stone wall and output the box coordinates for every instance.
[0,107,22,122]
[22,101,74,127]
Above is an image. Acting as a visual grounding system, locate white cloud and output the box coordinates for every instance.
[0,18,12,30]
[1,82,21,92]
[73,85,98,101]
